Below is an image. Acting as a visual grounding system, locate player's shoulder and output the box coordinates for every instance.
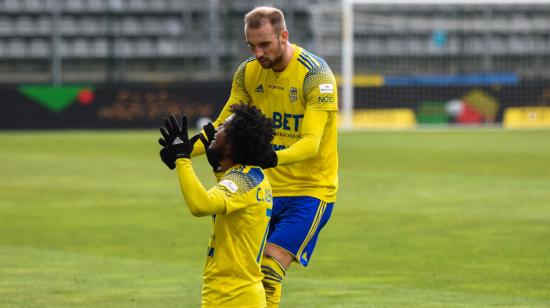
[219,165,266,194]
[296,46,330,72]
[237,56,259,70]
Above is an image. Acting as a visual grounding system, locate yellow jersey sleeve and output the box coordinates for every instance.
[175,158,226,216]
[303,64,339,111]
[276,109,328,165]
[175,160,267,216]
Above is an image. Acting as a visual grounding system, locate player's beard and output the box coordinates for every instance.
[258,42,284,69]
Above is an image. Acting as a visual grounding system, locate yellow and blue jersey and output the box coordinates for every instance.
[199,165,272,308]
[214,45,339,203]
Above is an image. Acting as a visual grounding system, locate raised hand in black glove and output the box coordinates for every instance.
[160,115,193,159]
[198,122,221,171]
[158,138,176,170]
[158,134,200,170]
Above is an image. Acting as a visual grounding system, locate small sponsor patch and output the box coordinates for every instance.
[318,95,334,103]
[219,179,239,193]
[319,83,334,94]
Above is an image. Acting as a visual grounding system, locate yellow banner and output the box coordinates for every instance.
[334,74,384,87]
[340,109,417,129]
[503,107,550,128]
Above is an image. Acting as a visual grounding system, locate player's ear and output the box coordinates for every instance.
[279,30,288,44]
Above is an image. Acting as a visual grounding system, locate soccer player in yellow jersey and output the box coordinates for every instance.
[158,104,275,308]
[191,6,338,307]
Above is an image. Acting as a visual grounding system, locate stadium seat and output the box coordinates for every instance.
[63,0,86,12]
[79,17,102,35]
[0,41,6,57]
[0,18,12,35]
[15,17,34,35]
[158,39,178,57]
[29,39,49,58]
[90,38,108,58]
[3,0,21,12]
[115,39,135,57]
[135,39,156,57]
[121,17,141,35]
[22,0,44,12]
[126,0,148,12]
[86,0,108,12]
[36,17,51,35]
[61,17,78,35]
[143,17,162,35]
[72,39,91,57]
[8,39,26,58]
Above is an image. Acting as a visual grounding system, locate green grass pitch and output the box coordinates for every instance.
[1,129,549,307]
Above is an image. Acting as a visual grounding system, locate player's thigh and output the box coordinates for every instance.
[268,196,334,266]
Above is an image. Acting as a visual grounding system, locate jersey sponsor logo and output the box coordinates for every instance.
[318,95,334,103]
[289,87,298,103]
[268,84,284,91]
[272,112,304,131]
[255,84,264,93]
[319,83,334,94]
[219,179,239,193]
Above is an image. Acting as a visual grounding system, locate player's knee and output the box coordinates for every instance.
[265,244,293,269]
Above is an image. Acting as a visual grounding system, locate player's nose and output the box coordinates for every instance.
[253,48,263,58]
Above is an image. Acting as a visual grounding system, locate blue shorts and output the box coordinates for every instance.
[267,196,334,266]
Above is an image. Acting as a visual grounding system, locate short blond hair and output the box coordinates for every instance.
[244,6,287,34]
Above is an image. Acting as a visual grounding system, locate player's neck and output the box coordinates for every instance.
[272,43,294,73]
[218,159,234,173]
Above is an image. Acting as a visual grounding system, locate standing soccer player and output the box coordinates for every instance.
[159,104,275,307]
[192,6,338,307]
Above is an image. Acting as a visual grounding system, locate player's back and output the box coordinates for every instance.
[201,165,272,308]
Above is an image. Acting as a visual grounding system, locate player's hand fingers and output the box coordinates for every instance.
[199,134,209,148]
[180,116,188,136]
[168,115,179,133]
[189,134,200,146]
[160,127,170,141]
[203,122,216,141]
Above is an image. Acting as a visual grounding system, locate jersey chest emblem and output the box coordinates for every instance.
[289,86,298,103]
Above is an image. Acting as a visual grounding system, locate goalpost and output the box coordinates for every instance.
[340,0,550,130]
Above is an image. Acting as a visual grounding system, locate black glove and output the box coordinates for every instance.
[158,138,176,170]
[258,148,278,169]
[198,122,221,171]
[160,115,193,159]
[158,135,200,170]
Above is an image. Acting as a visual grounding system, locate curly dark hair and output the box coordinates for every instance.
[225,103,275,166]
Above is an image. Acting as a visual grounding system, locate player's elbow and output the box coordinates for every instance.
[304,137,321,159]
[187,204,210,217]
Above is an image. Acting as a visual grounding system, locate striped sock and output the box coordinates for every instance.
[261,256,287,308]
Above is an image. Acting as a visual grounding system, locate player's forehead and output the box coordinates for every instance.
[221,114,235,127]
[245,23,277,42]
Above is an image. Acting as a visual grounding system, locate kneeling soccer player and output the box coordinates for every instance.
[159,103,275,308]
